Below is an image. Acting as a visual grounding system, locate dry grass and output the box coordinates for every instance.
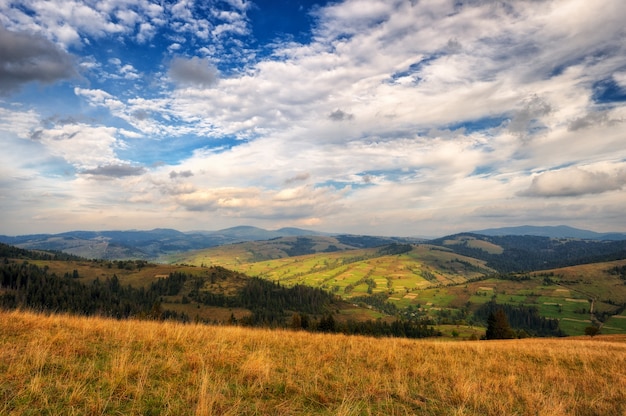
[1,310,625,415]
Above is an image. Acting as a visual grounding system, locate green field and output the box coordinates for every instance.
[169,243,626,336]
[174,244,492,297]
[16,241,626,337]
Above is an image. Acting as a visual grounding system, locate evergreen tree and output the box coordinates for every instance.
[486,309,515,339]
[290,313,302,329]
[318,314,336,332]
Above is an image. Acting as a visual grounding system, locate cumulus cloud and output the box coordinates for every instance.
[29,122,124,170]
[137,22,157,43]
[520,167,626,198]
[2,0,626,236]
[614,72,626,88]
[82,164,146,178]
[313,0,395,38]
[328,109,354,121]
[285,173,310,184]
[0,26,76,94]
[121,65,140,80]
[507,95,552,136]
[176,187,261,211]
[0,0,172,48]
[168,56,219,87]
[567,111,612,131]
[0,107,41,139]
[169,170,194,179]
[167,176,346,221]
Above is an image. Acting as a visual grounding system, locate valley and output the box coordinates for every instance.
[169,238,626,336]
[2,227,626,415]
[4,224,626,338]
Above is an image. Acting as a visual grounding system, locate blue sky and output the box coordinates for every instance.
[1,0,625,237]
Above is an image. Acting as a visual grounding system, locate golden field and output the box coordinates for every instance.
[1,309,625,415]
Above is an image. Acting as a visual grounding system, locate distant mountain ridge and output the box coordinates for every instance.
[470,225,626,241]
[1,224,624,261]
[0,226,331,260]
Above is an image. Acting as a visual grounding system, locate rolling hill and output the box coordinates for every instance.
[0,227,327,260]
[429,233,626,272]
[470,225,626,240]
[0,227,421,260]
[169,236,626,336]
[2,223,626,337]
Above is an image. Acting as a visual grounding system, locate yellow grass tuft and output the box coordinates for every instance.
[1,309,625,415]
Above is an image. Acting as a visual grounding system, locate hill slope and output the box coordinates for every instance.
[4,239,626,337]
[431,233,626,273]
[170,240,626,336]
[471,225,626,240]
[0,242,434,336]
[0,226,333,260]
[2,310,625,415]
[0,227,421,260]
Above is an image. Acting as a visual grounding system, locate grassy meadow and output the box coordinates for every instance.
[169,242,626,336]
[15,245,626,336]
[2,309,626,415]
[173,244,492,299]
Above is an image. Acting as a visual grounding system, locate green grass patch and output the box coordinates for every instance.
[558,318,592,336]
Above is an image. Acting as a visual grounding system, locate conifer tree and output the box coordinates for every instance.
[486,308,515,339]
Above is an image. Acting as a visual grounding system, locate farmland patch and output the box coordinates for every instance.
[566,298,589,303]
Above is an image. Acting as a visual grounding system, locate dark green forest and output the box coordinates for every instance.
[431,234,626,273]
[474,300,565,337]
[0,260,185,320]
[0,242,84,261]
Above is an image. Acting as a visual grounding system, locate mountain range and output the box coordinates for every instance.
[0,226,324,260]
[0,225,624,261]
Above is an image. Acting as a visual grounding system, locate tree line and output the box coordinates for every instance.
[0,256,439,339]
[430,235,626,273]
[0,242,83,261]
[474,300,565,337]
[0,260,187,321]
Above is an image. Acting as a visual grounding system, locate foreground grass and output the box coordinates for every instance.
[1,311,625,415]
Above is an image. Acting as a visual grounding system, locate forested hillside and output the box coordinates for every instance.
[4,237,626,337]
[432,234,626,272]
[0,244,439,339]
[0,242,84,261]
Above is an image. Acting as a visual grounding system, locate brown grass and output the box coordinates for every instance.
[1,309,625,415]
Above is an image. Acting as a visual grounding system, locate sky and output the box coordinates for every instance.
[1,0,625,238]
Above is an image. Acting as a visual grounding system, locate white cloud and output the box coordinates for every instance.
[613,72,626,88]
[120,64,140,80]
[0,107,41,138]
[136,22,156,43]
[172,183,346,222]
[520,165,626,197]
[30,123,123,170]
[168,42,182,52]
[74,87,125,114]
[2,0,626,235]
[0,0,183,47]
[115,8,139,26]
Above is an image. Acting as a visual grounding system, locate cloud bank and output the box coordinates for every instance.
[0,0,625,236]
